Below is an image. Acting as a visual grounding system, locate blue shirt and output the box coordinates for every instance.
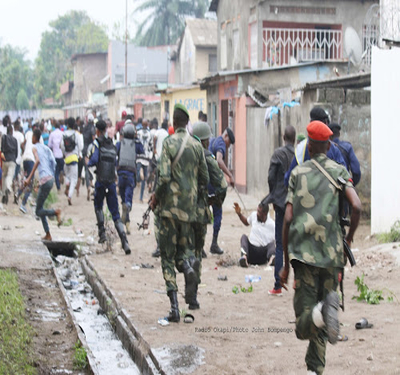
[88,139,100,167]
[209,136,226,159]
[42,132,49,146]
[332,138,361,186]
[34,143,56,181]
[284,140,347,187]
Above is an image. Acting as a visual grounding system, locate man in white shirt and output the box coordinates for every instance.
[12,121,25,189]
[136,119,153,202]
[234,202,276,267]
[60,117,83,205]
[153,120,169,162]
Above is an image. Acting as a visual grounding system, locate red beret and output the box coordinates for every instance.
[307,121,333,142]
[168,126,175,135]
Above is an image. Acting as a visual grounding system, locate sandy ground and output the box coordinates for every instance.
[0,209,86,375]
[1,184,400,374]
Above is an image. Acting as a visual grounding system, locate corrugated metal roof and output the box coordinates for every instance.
[299,72,371,90]
[186,19,217,47]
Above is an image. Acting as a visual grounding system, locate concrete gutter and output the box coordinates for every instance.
[52,264,99,375]
[39,241,99,374]
[81,256,164,375]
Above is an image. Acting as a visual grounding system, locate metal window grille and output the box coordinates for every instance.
[262,27,342,67]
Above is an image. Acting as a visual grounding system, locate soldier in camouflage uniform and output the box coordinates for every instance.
[280,121,361,375]
[189,121,228,310]
[151,104,209,323]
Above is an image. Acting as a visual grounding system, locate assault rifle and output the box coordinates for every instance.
[137,200,151,231]
[338,177,356,267]
[338,177,356,312]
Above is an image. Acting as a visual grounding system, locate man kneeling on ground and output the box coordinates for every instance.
[234,202,275,267]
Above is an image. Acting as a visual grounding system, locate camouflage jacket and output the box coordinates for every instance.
[155,128,209,222]
[286,154,353,268]
[196,148,228,224]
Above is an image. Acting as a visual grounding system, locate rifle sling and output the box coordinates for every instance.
[311,159,342,191]
[171,132,189,171]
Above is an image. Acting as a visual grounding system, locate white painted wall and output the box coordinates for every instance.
[371,46,400,233]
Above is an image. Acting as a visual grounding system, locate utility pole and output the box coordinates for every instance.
[125,0,128,113]
[125,0,128,87]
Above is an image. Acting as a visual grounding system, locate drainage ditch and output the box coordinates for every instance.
[44,241,140,375]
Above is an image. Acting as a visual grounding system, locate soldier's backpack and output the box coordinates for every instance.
[63,133,76,152]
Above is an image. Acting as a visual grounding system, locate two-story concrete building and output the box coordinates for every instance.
[61,52,108,119]
[204,0,377,196]
[174,18,218,84]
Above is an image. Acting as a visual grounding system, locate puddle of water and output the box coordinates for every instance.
[153,344,205,374]
[54,257,140,375]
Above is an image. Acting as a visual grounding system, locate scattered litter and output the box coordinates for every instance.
[141,263,154,269]
[218,275,228,281]
[120,274,125,278]
[367,353,373,361]
[274,342,282,348]
[131,265,140,270]
[359,338,365,342]
[86,236,95,245]
[2,225,11,230]
[245,275,261,283]
[288,320,296,324]
[97,308,105,316]
[52,330,61,335]
[352,248,359,252]
[154,289,167,294]
[75,229,84,237]
[232,284,253,294]
[15,225,24,229]
[216,255,237,267]
[158,318,170,326]
[264,266,273,272]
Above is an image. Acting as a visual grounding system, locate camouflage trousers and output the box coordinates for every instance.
[192,223,207,283]
[154,212,160,246]
[292,260,340,375]
[159,217,195,293]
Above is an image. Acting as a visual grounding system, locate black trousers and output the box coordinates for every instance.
[240,234,275,265]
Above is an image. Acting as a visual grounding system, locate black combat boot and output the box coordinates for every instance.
[182,260,197,305]
[188,285,200,310]
[188,256,200,309]
[201,249,207,258]
[115,219,131,255]
[165,290,180,323]
[95,210,107,244]
[210,234,224,254]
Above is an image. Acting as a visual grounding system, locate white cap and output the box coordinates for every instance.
[87,113,94,122]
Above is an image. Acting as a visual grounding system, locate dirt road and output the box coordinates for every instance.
[1,186,400,374]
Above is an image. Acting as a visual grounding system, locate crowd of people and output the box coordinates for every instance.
[0,103,363,374]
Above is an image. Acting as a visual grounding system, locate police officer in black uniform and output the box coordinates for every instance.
[86,120,131,255]
[116,120,144,234]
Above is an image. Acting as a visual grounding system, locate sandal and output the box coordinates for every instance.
[355,318,373,329]
[183,314,195,324]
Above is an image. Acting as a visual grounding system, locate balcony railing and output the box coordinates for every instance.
[262,27,342,67]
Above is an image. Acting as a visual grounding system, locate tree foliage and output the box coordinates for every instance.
[16,89,30,110]
[34,10,109,104]
[134,0,211,46]
[0,45,33,110]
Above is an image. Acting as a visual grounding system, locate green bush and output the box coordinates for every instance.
[377,220,400,243]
